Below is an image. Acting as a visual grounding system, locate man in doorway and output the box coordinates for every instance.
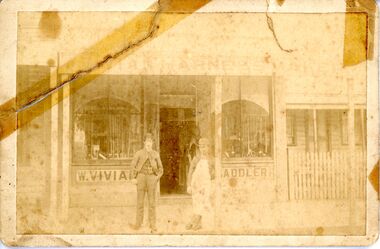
[186,138,214,231]
[129,133,163,232]
[179,125,200,192]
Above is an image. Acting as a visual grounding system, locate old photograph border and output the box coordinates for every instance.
[0,0,379,246]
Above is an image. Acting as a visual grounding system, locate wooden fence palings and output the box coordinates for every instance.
[288,150,365,201]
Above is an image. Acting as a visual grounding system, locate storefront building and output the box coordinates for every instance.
[17,68,366,219]
[15,10,368,233]
[68,73,277,207]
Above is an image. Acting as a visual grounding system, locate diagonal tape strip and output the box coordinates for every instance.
[0,0,211,141]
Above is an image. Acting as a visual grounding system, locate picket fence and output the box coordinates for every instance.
[287,150,366,200]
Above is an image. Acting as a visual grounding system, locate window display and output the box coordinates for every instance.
[72,97,142,162]
[222,76,273,159]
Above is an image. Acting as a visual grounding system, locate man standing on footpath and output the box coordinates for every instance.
[129,133,163,233]
[186,138,215,231]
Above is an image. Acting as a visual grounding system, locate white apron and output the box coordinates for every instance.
[191,159,213,224]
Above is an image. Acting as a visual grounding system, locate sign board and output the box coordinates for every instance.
[222,165,273,179]
[75,169,133,183]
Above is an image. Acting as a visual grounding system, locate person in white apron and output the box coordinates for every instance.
[186,138,214,231]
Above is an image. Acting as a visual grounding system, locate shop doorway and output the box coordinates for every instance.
[159,108,196,196]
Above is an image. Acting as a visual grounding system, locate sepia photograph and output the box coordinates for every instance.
[0,0,378,246]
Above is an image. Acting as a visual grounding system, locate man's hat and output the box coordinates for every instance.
[144,133,154,141]
[198,138,209,146]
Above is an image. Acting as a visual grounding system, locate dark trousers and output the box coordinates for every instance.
[135,173,158,228]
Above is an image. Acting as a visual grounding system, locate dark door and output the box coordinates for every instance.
[159,108,196,195]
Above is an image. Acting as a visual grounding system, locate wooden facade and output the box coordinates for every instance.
[14,10,369,234]
[16,67,367,213]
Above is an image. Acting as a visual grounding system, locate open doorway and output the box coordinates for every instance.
[159,108,197,196]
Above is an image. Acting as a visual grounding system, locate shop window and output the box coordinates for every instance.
[222,77,273,159]
[286,111,297,146]
[340,109,366,146]
[340,111,349,145]
[72,98,142,162]
[355,109,366,146]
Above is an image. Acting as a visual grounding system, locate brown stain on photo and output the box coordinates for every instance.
[0,98,16,139]
[368,161,379,199]
[39,11,62,39]
[315,226,324,235]
[343,12,368,66]
[276,0,286,6]
[343,0,377,66]
[229,178,237,188]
